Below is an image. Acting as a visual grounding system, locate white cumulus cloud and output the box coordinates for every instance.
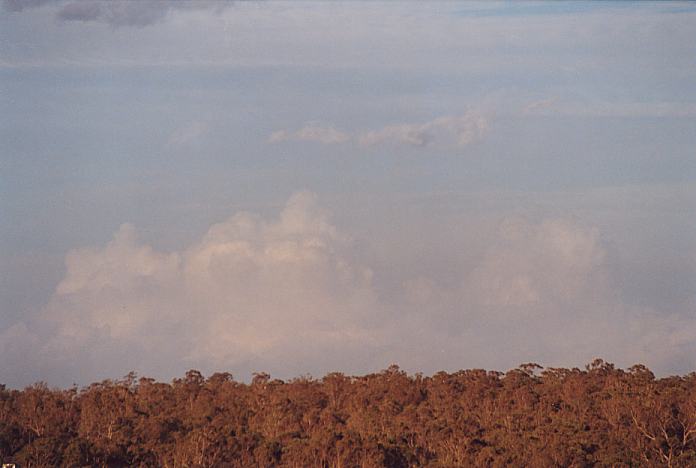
[465,217,606,309]
[2,195,695,386]
[4,192,378,384]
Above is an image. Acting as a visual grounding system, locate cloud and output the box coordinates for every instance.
[2,0,51,12]
[465,218,606,309]
[3,2,696,70]
[268,124,350,145]
[167,121,209,146]
[521,98,696,118]
[269,112,489,150]
[3,0,230,27]
[358,113,489,148]
[2,193,695,387]
[394,216,696,374]
[523,98,559,114]
[2,192,379,385]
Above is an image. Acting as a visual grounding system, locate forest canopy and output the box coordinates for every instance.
[2,360,696,466]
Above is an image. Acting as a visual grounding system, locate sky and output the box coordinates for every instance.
[1,1,695,388]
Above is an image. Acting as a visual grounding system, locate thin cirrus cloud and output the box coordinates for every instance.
[2,0,230,28]
[269,112,489,149]
[521,98,696,118]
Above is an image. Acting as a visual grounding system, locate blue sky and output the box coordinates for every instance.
[1,1,695,387]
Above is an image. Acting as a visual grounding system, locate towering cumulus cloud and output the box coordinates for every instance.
[2,193,695,386]
[466,218,606,309]
[1,192,378,384]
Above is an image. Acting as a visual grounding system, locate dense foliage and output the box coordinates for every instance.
[2,360,696,466]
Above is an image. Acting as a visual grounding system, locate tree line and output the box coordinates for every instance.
[2,359,696,466]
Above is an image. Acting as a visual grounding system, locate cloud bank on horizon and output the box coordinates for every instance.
[2,191,695,387]
[1,1,695,387]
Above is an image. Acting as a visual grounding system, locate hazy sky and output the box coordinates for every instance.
[1,1,695,388]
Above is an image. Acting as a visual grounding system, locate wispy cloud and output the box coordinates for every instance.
[270,112,490,150]
[522,98,559,114]
[3,0,230,28]
[521,98,696,118]
[168,121,209,147]
[269,124,350,145]
[2,0,51,12]
[358,113,489,148]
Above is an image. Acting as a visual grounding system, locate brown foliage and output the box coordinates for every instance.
[2,362,696,466]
